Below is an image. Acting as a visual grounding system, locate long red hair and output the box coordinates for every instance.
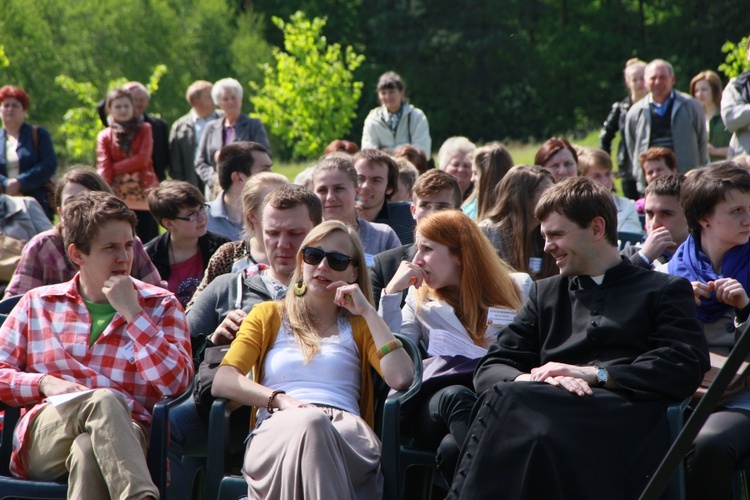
[415,211,522,346]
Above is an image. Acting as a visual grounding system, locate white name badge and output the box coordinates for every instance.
[365,253,375,267]
[487,307,517,327]
[529,257,542,273]
[122,341,135,364]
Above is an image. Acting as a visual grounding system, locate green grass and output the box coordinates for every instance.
[271,129,627,195]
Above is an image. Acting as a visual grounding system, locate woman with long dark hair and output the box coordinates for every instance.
[479,165,558,279]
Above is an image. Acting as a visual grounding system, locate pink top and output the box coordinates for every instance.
[167,250,204,307]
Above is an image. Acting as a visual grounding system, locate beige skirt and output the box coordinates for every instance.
[242,406,383,500]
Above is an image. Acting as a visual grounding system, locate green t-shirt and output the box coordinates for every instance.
[84,300,117,346]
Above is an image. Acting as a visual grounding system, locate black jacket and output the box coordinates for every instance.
[144,231,230,282]
[369,244,417,308]
[599,95,634,180]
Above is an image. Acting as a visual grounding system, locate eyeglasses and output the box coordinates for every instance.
[173,203,210,222]
[301,246,357,271]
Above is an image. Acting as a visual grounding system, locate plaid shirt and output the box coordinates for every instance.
[0,275,193,478]
[4,228,163,298]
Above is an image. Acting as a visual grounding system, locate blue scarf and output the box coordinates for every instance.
[668,234,750,323]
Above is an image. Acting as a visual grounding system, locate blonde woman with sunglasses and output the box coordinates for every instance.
[213,220,413,500]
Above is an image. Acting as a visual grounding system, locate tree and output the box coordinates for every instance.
[720,36,750,80]
[0,0,272,164]
[55,65,167,164]
[250,11,365,159]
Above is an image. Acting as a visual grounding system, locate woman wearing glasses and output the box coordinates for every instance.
[144,181,229,307]
[213,220,414,499]
[97,87,161,242]
[0,85,58,221]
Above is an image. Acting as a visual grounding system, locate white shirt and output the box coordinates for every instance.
[259,318,361,421]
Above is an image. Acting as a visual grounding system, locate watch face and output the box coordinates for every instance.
[596,368,609,384]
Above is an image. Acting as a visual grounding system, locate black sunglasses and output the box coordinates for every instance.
[301,246,357,271]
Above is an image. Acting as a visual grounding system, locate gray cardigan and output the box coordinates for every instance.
[721,74,750,159]
[359,218,401,260]
[194,113,271,187]
[186,270,273,348]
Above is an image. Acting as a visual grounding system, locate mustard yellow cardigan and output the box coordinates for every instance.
[221,301,382,429]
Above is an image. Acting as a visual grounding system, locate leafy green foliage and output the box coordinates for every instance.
[55,66,167,164]
[720,37,750,80]
[0,46,8,69]
[250,11,364,159]
[0,0,272,164]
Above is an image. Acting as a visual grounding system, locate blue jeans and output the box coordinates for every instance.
[168,398,210,498]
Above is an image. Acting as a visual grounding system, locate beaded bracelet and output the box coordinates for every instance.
[266,390,286,414]
[376,339,404,360]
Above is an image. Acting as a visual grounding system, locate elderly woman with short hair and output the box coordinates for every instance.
[195,78,271,196]
[438,136,476,201]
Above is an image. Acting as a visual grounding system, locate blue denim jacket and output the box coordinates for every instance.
[0,123,57,218]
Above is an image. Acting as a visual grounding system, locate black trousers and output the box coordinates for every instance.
[686,408,750,500]
[412,385,477,484]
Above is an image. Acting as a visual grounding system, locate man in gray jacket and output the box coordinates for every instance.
[721,36,750,159]
[169,81,221,191]
[187,184,321,349]
[625,59,708,193]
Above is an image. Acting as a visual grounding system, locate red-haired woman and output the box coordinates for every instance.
[97,87,160,242]
[535,137,578,183]
[379,210,531,484]
[0,85,57,220]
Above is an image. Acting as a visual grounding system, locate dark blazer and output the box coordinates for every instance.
[97,99,169,181]
[145,231,230,282]
[369,244,417,308]
[0,123,57,220]
[194,114,271,186]
[474,258,709,400]
[169,110,222,190]
[451,259,710,500]
[374,201,416,246]
[144,114,170,182]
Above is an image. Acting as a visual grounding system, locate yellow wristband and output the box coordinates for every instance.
[376,339,403,360]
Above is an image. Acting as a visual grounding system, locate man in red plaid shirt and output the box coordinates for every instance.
[0,191,193,498]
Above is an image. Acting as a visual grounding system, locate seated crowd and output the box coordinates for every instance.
[2,48,750,500]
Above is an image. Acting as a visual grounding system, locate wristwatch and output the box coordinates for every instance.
[594,366,609,387]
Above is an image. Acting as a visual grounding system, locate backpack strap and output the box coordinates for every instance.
[31,126,38,152]
[407,112,412,144]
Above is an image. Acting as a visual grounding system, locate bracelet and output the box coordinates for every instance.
[266,390,286,414]
[376,339,403,360]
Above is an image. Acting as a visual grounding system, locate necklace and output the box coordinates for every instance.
[319,317,339,337]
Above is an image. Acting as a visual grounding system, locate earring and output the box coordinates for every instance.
[294,279,307,297]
